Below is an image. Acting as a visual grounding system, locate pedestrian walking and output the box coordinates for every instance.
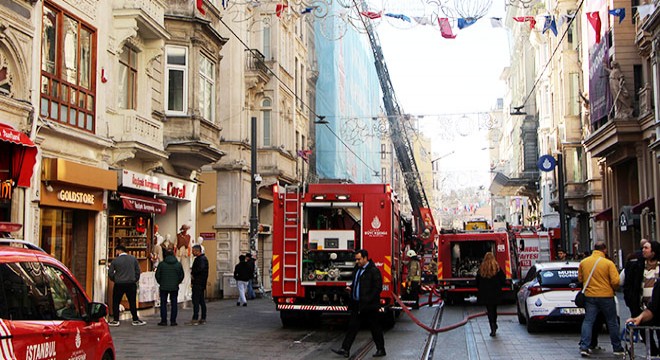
[155,247,184,326]
[577,241,623,357]
[108,245,146,326]
[621,240,660,354]
[332,249,386,358]
[245,252,256,300]
[475,252,505,337]
[187,245,209,325]
[234,254,252,306]
[622,239,651,318]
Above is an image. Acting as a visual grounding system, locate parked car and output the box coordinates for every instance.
[0,236,115,359]
[516,261,586,333]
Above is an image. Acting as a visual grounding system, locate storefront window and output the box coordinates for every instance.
[40,208,90,291]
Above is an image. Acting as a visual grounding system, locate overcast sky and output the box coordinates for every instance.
[374,1,510,188]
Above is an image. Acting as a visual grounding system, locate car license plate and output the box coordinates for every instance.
[560,308,585,315]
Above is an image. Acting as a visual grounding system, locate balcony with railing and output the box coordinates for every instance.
[113,0,169,42]
[245,49,271,86]
[109,111,167,160]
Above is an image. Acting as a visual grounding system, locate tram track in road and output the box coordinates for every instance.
[348,303,445,360]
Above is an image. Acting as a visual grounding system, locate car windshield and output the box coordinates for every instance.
[538,269,579,287]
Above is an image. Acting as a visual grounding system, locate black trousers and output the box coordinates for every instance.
[485,304,498,326]
[192,286,207,320]
[112,283,139,321]
[341,303,385,352]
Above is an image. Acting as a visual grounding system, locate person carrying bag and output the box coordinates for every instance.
[575,257,602,308]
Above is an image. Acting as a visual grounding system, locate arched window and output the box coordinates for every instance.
[261,99,272,146]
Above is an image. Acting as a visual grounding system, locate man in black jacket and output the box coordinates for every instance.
[187,245,209,325]
[332,249,386,358]
[623,238,650,318]
[234,255,252,306]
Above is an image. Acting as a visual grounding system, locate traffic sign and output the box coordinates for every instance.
[537,155,557,172]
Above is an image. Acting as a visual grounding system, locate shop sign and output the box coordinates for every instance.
[1,179,14,200]
[199,232,216,240]
[120,170,194,201]
[57,189,95,205]
[40,183,104,211]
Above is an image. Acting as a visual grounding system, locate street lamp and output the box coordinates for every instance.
[250,117,259,252]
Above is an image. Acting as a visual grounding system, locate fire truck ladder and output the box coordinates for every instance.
[356,0,431,217]
[282,185,301,295]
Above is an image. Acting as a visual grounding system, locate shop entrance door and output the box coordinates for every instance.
[40,208,93,292]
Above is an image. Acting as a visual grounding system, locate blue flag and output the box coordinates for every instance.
[608,8,625,24]
[457,17,477,29]
[384,13,411,22]
[542,15,558,36]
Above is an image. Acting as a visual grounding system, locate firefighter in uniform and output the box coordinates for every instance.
[406,250,421,308]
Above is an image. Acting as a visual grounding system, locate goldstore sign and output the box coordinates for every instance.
[41,183,104,211]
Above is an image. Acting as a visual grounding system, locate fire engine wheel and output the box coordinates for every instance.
[516,302,526,324]
[280,310,298,328]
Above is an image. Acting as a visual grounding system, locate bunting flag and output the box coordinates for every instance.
[385,13,411,22]
[438,17,456,39]
[297,150,312,162]
[412,16,433,26]
[301,7,314,14]
[608,8,625,24]
[513,16,536,30]
[586,11,601,44]
[197,0,205,14]
[275,3,288,17]
[457,17,477,29]
[637,4,656,20]
[490,17,503,28]
[542,15,557,36]
[360,11,382,19]
[557,13,575,28]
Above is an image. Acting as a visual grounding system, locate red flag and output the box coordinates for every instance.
[438,18,456,39]
[587,12,601,44]
[196,0,205,14]
[276,3,288,17]
[360,11,382,19]
[513,16,536,30]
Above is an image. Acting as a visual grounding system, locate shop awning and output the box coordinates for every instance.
[0,123,38,187]
[119,192,167,214]
[632,197,655,214]
[593,207,613,222]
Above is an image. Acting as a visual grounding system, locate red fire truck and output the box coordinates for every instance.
[437,230,517,303]
[271,183,404,327]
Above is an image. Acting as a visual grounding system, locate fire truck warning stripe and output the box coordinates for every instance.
[0,319,15,359]
[383,256,391,283]
[272,255,280,282]
[437,262,443,279]
[505,260,511,278]
[278,304,348,311]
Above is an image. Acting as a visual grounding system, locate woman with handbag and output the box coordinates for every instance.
[475,252,506,337]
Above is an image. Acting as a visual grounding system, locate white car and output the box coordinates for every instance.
[516,261,586,333]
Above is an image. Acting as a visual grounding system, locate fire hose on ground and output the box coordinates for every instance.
[396,284,517,334]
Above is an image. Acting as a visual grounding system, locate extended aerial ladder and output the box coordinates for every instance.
[356,0,438,253]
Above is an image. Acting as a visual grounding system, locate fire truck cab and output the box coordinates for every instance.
[437,230,516,303]
[271,183,403,327]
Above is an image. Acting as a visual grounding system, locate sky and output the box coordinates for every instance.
[371,1,511,189]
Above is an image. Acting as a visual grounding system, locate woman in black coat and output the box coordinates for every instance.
[475,252,506,337]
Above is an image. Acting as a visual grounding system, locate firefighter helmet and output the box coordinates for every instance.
[407,249,417,258]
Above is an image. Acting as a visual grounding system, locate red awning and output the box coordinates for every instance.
[119,192,167,214]
[593,207,613,222]
[0,123,38,188]
[632,197,655,214]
